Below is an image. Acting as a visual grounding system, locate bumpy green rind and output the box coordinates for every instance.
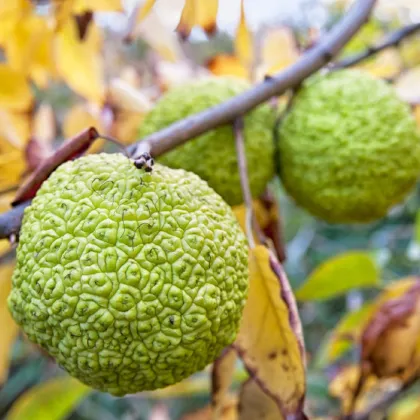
[138,76,276,206]
[8,154,249,396]
[278,69,420,223]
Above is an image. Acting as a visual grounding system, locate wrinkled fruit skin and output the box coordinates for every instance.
[8,154,249,396]
[278,69,420,223]
[138,76,276,206]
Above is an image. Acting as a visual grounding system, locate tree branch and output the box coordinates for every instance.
[334,22,420,69]
[0,0,377,239]
[128,0,376,158]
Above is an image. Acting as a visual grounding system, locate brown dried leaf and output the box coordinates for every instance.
[25,137,52,174]
[235,245,306,418]
[361,279,420,379]
[12,127,99,206]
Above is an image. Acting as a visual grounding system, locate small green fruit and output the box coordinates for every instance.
[8,153,249,396]
[138,76,276,206]
[278,69,420,223]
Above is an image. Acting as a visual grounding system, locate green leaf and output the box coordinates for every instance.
[415,211,420,243]
[7,376,91,420]
[295,251,380,301]
[324,302,375,362]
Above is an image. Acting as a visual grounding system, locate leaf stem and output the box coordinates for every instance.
[234,118,255,249]
[334,22,420,69]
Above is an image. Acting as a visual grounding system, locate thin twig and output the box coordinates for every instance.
[350,374,420,420]
[0,0,377,239]
[234,118,255,249]
[334,22,420,69]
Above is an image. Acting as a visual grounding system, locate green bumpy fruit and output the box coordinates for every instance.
[8,153,249,396]
[138,76,276,206]
[278,69,420,223]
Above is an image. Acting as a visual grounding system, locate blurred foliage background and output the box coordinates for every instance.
[1,0,420,419]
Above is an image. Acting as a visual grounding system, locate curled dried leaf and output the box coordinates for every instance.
[361,279,420,379]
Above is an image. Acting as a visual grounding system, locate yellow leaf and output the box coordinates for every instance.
[329,365,379,415]
[414,106,420,128]
[0,260,19,385]
[395,66,420,103]
[295,251,380,301]
[62,103,105,153]
[181,398,238,420]
[176,0,195,39]
[400,35,420,68]
[0,0,33,45]
[0,110,31,150]
[207,55,249,80]
[134,9,183,62]
[0,149,25,191]
[176,0,217,39]
[4,14,55,88]
[212,347,237,418]
[136,0,157,24]
[53,0,123,19]
[376,277,418,304]
[234,0,253,67]
[73,0,123,12]
[111,111,143,145]
[256,27,300,80]
[235,245,305,417]
[108,79,152,113]
[7,376,90,420]
[357,49,402,79]
[55,19,105,104]
[325,303,376,362]
[195,0,218,35]
[146,376,210,399]
[238,379,283,420]
[0,64,32,111]
[390,396,420,420]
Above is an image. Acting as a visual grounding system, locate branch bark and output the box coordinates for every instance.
[334,22,420,69]
[0,0,377,239]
